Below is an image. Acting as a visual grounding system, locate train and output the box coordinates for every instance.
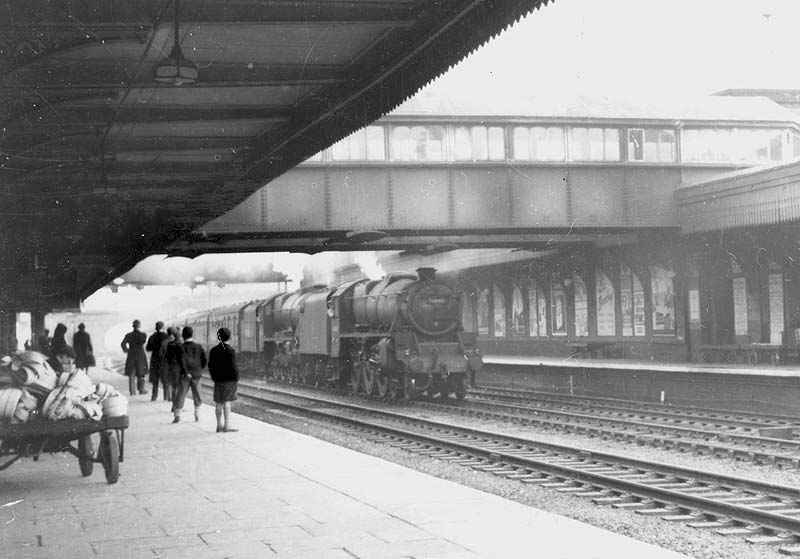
[184,268,482,400]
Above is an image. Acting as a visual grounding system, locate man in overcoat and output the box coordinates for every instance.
[121,320,148,396]
[146,321,169,401]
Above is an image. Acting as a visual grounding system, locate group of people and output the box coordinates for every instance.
[121,320,240,432]
[35,322,94,373]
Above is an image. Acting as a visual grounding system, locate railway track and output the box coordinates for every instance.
[246,373,800,469]
[473,385,800,433]
[230,380,800,554]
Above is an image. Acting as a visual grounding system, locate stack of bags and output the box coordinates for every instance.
[0,351,128,424]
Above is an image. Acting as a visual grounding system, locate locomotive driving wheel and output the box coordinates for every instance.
[362,362,376,395]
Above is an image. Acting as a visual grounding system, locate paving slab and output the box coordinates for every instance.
[0,367,693,559]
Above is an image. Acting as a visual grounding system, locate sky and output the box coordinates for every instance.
[82,0,800,313]
[428,0,800,101]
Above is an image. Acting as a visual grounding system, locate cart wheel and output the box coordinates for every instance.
[78,435,94,477]
[99,433,119,484]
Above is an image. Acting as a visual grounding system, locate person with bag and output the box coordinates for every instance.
[72,323,94,372]
[172,326,206,423]
[208,327,239,433]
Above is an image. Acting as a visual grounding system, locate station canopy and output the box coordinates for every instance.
[0,0,547,311]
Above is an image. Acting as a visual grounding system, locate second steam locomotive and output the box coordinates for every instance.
[186,268,482,401]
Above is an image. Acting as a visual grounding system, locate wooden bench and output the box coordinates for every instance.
[566,341,620,359]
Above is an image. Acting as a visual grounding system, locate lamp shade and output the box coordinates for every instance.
[154,43,198,86]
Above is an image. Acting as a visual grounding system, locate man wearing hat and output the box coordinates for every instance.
[121,320,148,396]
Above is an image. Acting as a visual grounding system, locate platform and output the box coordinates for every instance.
[0,367,691,559]
[481,354,800,415]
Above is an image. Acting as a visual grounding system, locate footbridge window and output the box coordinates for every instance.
[493,285,507,337]
[595,269,616,336]
[571,127,620,161]
[621,264,645,337]
[650,264,676,334]
[512,126,566,161]
[390,125,446,161]
[331,126,386,161]
[453,126,505,161]
[682,127,785,163]
[573,275,588,337]
[627,128,676,163]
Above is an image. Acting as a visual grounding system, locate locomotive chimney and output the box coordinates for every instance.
[416,267,436,281]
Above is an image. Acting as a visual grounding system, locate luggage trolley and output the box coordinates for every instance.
[0,415,129,484]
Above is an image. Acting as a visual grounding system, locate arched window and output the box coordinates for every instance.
[621,264,645,336]
[595,269,616,336]
[493,285,506,337]
[573,274,588,337]
[649,264,675,334]
[511,286,525,337]
[550,280,567,335]
[477,288,490,336]
[527,282,547,337]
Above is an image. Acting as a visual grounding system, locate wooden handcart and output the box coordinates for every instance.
[0,415,129,484]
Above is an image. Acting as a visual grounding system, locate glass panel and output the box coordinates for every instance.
[572,127,589,161]
[511,286,525,337]
[658,130,676,162]
[770,131,783,161]
[793,132,800,159]
[349,129,367,160]
[427,126,445,160]
[365,126,385,160]
[488,126,505,160]
[477,288,490,336]
[628,129,644,161]
[513,127,530,161]
[605,129,620,160]
[650,265,676,333]
[589,128,604,160]
[543,126,565,160]
[573,275,588,337]
[644,129,659,161]
[390,126,412,161]
[493,285,506,337]
[454,127,472,161]
[551,281,567,335]
[331,136,350,160]
[305,151,324,162]
[471,126,489,160]
[596,270,616,336]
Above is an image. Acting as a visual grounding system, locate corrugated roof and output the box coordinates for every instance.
[389,87,800,124]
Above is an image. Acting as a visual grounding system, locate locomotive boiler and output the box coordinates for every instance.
[262,268,482,401]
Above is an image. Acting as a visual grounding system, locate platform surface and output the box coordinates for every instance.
[0,367,692,559]
[485,354,800,377]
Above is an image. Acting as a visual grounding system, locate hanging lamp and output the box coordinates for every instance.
[154,0,198,85]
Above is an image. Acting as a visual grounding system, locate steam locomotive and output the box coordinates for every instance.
[185,268,482,401]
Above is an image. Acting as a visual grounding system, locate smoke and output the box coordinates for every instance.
[301,251,387,287]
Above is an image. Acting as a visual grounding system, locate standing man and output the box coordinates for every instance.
[121,320,148,396]
[160,327,178,402]
[72,323,94,372]
[146,321,169,401]
[208,327,239,433]
[172,326,206,423]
